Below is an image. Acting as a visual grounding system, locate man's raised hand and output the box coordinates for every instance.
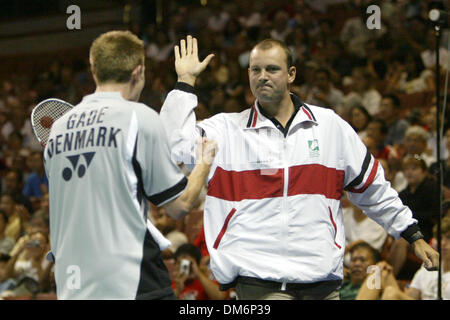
[174,35,215,87]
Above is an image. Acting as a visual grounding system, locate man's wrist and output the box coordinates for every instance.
[177,75,196,87]
[174,81,196,94]
[401,224,424,244]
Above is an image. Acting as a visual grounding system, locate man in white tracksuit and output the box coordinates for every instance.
[160,36,439,300]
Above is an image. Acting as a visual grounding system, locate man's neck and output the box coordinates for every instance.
[259,94,295,127]
[96,83,131,100]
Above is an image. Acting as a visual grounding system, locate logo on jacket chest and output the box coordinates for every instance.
[308,139,320,157]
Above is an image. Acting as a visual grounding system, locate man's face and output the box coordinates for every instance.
[349,248,375,285]
[248,46,295,104]
[366,122,383,145]
[404,134,426,155]
[0,195,14,215]
[378,98,396,122]
[403,164,426,186]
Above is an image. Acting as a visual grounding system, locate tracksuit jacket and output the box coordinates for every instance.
[160,83,417,287]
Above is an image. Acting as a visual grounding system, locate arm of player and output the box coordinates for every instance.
[163,138,217,220]
[160,35,214,170]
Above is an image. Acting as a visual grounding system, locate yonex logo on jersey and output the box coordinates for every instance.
[62,152,96,181]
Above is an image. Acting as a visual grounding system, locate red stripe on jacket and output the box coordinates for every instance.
[207,164,345,201]
[347,159,378,193]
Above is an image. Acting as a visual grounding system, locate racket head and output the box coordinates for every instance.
[31,98,73,147]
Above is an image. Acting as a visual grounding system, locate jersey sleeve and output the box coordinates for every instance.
[135,110,187,206]
[335,114,418,239]
[160,82,223,172]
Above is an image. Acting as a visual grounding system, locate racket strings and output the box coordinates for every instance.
[32,100,72,146]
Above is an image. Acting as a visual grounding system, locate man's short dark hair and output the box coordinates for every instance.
[382,94,401,110]
[370,118,388,136]
[253,39,293,68]
[349,241,381,263]
[174,243,202,264]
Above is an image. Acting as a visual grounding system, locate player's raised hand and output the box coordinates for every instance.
[174,35,215,86]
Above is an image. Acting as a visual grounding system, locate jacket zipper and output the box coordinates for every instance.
[213,208,237,249]
[328,206,341,249]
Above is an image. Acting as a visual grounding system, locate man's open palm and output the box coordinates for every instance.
[174,35,214,86]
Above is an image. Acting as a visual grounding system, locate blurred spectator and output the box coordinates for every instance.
[381,216,450,300]
[2,170,33,215]
[33,193,49,222]
[0,230,52,298]
[23,152,48,212]
[340,6,385,59]
[378,94,409,146]
[429,127,450,198]
[151,204,188,260]
[399,155,439,243]
[342,67,382,117]
[0,210,14,255]
[305,67,343,111]
[340,241,381,300]
[388,156,439,280]
[0,194,27,241]
[424,106,448,161]
[172,243,227,300]
[403,125,436,167]
[343,202,388,254]
[366,119,395,160]
[146,29,174,63]
[348,105,372,140]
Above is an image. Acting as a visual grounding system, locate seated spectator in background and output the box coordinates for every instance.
[381,216,450,300]
[389,53,434,94]
[403,125,436,167]
[429,127,450,198]
[378,94,409,146]
[305,67,343,111]
[3,132,30,169]
[378,158,406,193]
[348,105,372,140]
[2,170,33,215]
[0,230,52,298]
[340,241,381,300]
[0,194,28,241]
[343,202,388,254]
[389,156,439,279]
[0,209,14,255]
[146,30,174,63]
[425,106,448,161]
[23,152,48,211]
[366,119,396,160]
[356,260,402,300]
[151,204,188,260]
[33,193,49,221]
[342,67,382,117]
[172,244,227,300]
[399,155,438,243]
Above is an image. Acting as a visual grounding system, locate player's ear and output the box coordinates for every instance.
[288,66,296,84]
[131,65,143,83]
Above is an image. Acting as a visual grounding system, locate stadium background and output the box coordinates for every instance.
[0,0,449,300]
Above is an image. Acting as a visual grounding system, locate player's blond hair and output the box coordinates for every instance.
[89,30,144,84]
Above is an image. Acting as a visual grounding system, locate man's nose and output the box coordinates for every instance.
[258,69,269,81]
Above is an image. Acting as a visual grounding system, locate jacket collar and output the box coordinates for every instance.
[244,93,317,130]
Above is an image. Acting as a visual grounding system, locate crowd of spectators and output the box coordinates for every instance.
[1,0,450,299]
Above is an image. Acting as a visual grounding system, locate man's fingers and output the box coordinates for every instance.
[180,39,186,57]
[200,54,215,70]
[174,45,180,61]
[193,37,198,56]
[187,35,193,55]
